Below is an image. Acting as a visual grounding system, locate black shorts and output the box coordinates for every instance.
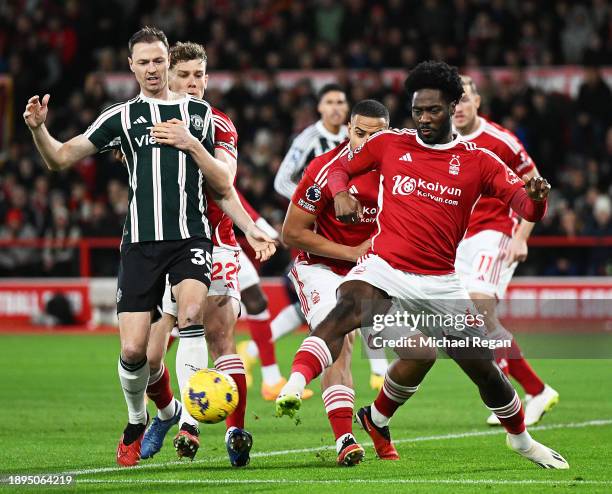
[116,237,212,313]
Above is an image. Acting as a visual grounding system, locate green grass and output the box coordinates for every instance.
[0,332,611,493]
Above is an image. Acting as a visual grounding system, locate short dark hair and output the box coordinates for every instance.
[170,42,207,69]
[404,61,464,104]
[128,26,169,56]
[351,99,390,123]
[318,83,345,102]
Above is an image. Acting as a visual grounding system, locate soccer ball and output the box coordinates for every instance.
[182,369,239,424]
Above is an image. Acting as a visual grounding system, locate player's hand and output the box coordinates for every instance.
[525,177,550,201]
[23,94,50,129]
[507,236,528,265]
[150,118,198,151]
[245,224,277,262]
[334,191,363,224]
[350,238,371,261]
[112,149,126,165]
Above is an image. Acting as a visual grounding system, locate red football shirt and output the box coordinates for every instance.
[461,117,536,238]
[328,129,525,275]
[291,140,380,276]
[206,107,241,249]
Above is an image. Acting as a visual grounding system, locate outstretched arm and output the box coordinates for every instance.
[24,94,97,170]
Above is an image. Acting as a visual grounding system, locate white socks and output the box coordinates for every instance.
[176,327,208,428]
[271,302,304,341]
[118,356,149,424]
[262,364,283,385]
[370,403,390,428]
[507,430,534,452]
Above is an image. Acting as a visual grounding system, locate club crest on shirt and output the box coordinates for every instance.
[449,154,461,175]
[311,290,320,305]
[306,184,321,202]
[191,114,204,131]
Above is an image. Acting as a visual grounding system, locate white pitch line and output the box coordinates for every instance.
[70,479,612,486]
[17,418,612,478]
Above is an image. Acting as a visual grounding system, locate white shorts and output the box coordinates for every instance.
[289,262,342,329]
[237,250,260,291]
[162,246,241,317]
[455,230,517,300]
[342,254,485,340]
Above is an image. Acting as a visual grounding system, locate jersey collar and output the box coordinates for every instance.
[456,116,486,141]
[138,92,190,105]
[315,120,348,141]
[415,131,462,150]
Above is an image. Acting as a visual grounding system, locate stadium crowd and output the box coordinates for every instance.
[0,0,611,277]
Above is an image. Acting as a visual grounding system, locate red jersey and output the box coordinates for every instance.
[292,141,379,275]
[461,117,536,238]
[206,107,241,249]
[328,129,525,275]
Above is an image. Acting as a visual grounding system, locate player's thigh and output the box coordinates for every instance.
[168,237,214,325]
[209,247,241,302]
[118,311,152,362]
[204,295,241,360]
[147,312,176,370]
[455,230,511,298]
[289,263,341,329]
[117,241,167,315]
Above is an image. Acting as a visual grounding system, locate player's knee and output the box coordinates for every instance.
[331,294,361,327]
[121,343,147,363]
[178,301,204,327]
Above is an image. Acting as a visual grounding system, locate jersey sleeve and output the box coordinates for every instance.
[327,133,384,196]
[274,131,314,200]
[212,112,238,160]
[200,107,215,154]
[496,133,536,177]
[291,168,332,216]
[84,105,123,150]
[479,148,525,204]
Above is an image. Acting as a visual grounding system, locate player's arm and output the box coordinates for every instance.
[274,136,310,200]
[151,118,233,195]
[282,202,370,262]
[207,184,276,261]
[24,94,97,170]
[509,167,540,263]
[480,149,549,222]
[327,138,382,224]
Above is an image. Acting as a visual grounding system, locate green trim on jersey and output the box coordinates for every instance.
[85,94,214,244]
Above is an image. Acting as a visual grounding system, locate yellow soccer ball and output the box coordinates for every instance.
[182,369,239,424]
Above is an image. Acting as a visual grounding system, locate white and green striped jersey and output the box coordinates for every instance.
[85,92,215,244]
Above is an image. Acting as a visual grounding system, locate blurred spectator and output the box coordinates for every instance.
[42,206,81,276]
[0,209,39,276]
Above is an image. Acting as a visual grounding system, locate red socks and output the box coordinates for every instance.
[373,373,418,418]
[322,385,354,440]
[488,392,526,435]
[247,310,277,366]
[291,336,333,384]
[507,339,545,396]
[146,364,173,410]
[215,354,247,429]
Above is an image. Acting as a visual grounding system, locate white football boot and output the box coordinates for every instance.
[524,385,559,426]
[507,434,569,469]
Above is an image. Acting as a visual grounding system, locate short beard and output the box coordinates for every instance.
[419,117,452,144]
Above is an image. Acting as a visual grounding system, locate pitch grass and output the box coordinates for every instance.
[0,333,611,494]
